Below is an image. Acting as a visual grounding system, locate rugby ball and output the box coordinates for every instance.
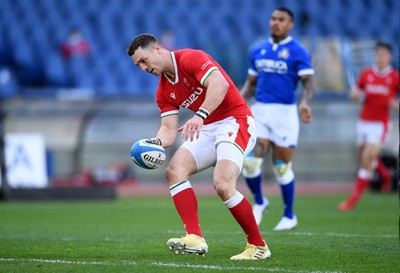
[130,139,166,169]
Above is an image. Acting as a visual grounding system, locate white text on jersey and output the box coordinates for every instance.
[180,87,204,108]
[366,84,389,95]
[255,59,288,74]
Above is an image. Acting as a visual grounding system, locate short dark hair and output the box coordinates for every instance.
[275,7,294,21]
[375,41,392,53]
[127,33,160,56]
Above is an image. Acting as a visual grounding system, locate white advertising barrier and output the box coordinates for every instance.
[1,133,48,188]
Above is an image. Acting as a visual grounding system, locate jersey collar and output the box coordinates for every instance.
[372,65,393,77]
[268,36,293,46]
[163,52,179,85]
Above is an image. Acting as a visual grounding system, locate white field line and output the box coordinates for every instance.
[0,257,121,265]
[166,230,398,239]
[288,231,397,238]
[150,261,344,273]
[1,230,396,243]
[0,257,343,273]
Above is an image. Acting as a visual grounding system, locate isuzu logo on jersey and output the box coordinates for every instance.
[255,59,288,74]
[180,87,204,108]
[365,84,389,95]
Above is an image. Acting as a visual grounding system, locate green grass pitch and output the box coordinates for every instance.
[0,192,398,272]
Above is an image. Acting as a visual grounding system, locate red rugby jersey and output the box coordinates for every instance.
[357,66,399,123]
[155,49,252,124]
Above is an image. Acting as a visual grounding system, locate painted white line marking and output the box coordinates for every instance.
[289,231,397,238]
[0,229,396,245]
[0,257,114,265]
[150,261,344,272]
[166,230,397,239]
[0,257,343,273]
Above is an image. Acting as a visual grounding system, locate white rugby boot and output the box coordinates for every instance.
[252,197,269,225]
[273,215,297,231]
[230,241,271,260]
[167,234,208,255]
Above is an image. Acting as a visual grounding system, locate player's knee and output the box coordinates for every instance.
[165,164,187,183]
[213,176,235,200]
[213,182,230,200]
[165,165,175,182]
[273,160,294,185]
[242,156,263,178]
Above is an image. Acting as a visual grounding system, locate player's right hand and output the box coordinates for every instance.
[299,103,313,123]
[349,89,361,101]
[177,115,203,142]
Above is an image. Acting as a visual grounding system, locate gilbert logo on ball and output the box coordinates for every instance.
[130,139,166,169]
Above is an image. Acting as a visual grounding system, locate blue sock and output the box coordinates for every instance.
[245,174,264,204]
[280,179,295,218]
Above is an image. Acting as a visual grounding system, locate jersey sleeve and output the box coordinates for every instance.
[356,69,368,90]
[393,71,400,96]
[296,47,314,76]
[155,84,179,118]
[181,50,219,86]
[248,47,258,76]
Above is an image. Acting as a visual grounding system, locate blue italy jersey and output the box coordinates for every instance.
[248,36,314,104]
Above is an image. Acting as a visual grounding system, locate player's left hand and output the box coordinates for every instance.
[145,137,163,146]
[178,115,204,141]
[299,103,313,123]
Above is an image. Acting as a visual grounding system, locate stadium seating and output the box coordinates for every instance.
[0,0,398,99]
[0,66,19,99]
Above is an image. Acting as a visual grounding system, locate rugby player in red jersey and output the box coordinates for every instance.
[127,33,271,260]
[339,41,399,211]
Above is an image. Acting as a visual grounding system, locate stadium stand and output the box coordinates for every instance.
[0,0,398,99]
[2,0,398,185]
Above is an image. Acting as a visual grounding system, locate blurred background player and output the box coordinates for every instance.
[160,29,177,51]
[60,27,91,59]
[127,33,271,260]
[240,7,314,230]
[339,41,399,212]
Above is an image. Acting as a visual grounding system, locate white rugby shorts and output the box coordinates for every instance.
[181,116,256,172]
[251,102,299,147]
[356,120,390,146]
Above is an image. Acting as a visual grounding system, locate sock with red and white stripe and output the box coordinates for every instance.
[170,180,202,237]
[347,169,371,205]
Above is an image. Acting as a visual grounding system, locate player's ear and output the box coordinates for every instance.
[288,21,294,30]
[153,43,162,54]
